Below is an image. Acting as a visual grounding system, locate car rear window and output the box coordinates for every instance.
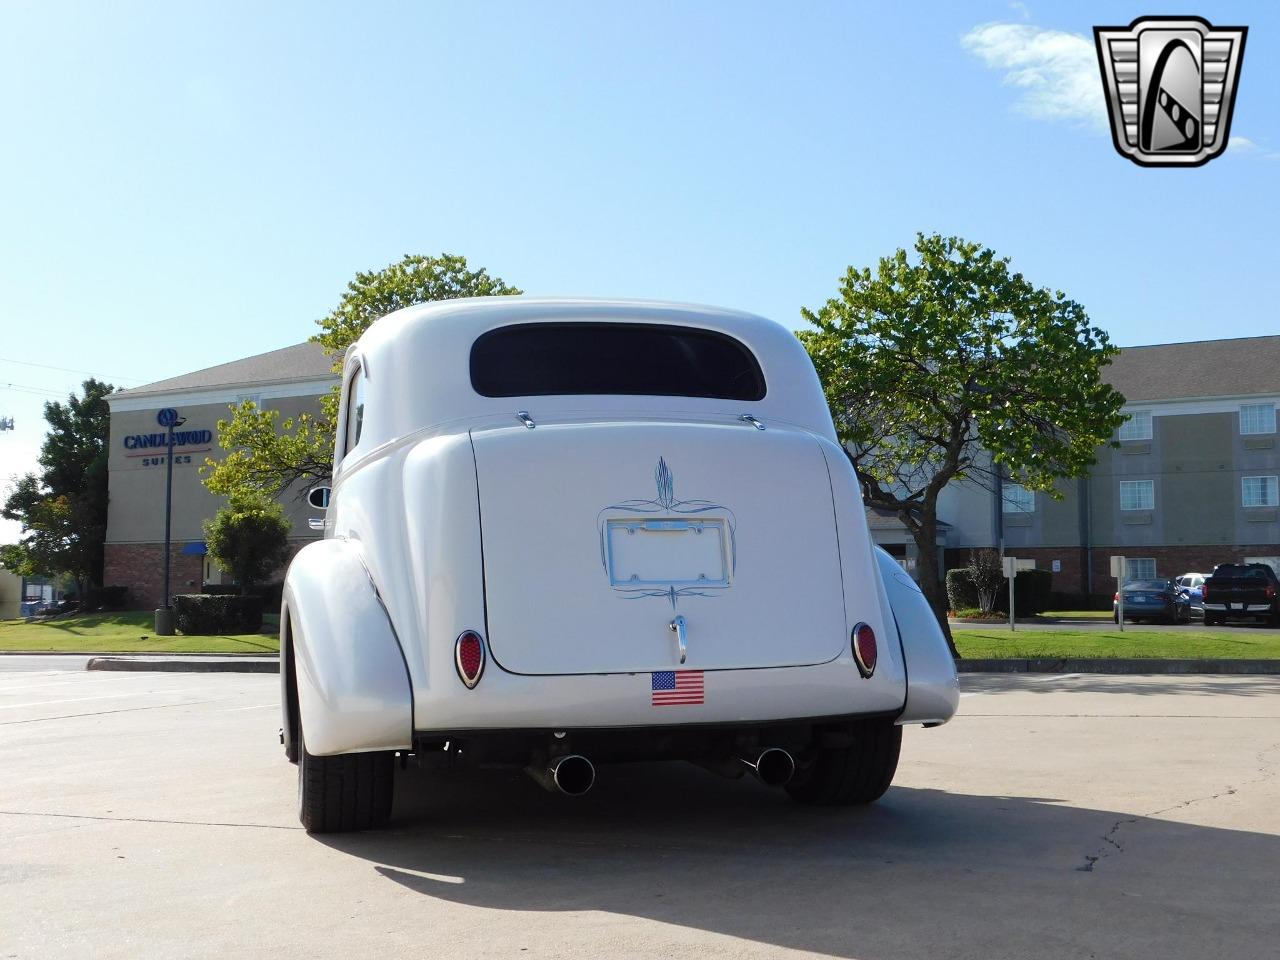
[1126,580,1168,591]
[469,322,767,400]
[1213,565,1269,580]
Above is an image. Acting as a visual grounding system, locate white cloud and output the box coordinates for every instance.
[962,22,1107,130]
[1228,136,1279,159]
[1008,2,1032,22]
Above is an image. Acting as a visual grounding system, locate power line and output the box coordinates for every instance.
[0,357,143,384]
[1,382,70,398]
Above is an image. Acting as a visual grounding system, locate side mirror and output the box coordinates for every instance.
[307,486,332,509]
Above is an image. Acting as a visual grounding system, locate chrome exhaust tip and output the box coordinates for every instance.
[526,754,595,796]
[740,747,795,787]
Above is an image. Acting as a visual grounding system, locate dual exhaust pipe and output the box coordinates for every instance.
[739,747,795,787]
[527,747,795,797]
[525,754,596,797]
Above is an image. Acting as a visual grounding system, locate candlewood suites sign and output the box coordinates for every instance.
[122,429,214,450]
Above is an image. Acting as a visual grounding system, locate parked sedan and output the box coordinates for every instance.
[1113,579,1192,624]
[1175,572,1209,618]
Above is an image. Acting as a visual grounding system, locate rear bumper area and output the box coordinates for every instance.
[411,655,911,733]
[412,712,900,768]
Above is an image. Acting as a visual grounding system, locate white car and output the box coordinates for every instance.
[281,297,958,833]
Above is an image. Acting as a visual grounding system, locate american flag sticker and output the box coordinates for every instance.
[651,670,704,706]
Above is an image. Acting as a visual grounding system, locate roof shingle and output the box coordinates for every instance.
[1105,335,1280,402]
[111,342,335,398]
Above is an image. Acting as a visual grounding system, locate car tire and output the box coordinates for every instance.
[297,727,395,834]
[283,653,300,764]
[785,719,902,806]
[1205,613,1222,626]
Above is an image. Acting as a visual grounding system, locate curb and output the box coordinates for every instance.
[86,656,278,674]
[956,658,1280,675]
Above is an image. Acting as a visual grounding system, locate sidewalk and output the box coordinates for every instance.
[86,655,278,673]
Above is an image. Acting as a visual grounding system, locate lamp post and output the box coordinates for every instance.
[154,408,185,636]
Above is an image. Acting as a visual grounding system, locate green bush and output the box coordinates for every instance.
[1049,591,1115,611]
[173,594,265,635]
[77,585,131,611]
[945,568,978,611]
[204,494,291,594]
[993,569,1054,616]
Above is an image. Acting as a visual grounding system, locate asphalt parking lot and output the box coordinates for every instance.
[2,662,1278,960]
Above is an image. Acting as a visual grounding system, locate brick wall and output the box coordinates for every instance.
[945,546,1090,594]
[1087,544,1280,588]
[104,539,315,609]
[103,543,203,609]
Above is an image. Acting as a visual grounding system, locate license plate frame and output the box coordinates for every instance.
[605,518,730,588]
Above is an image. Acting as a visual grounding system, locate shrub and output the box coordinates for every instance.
[993,569,1054,616]
[204,494,291,594]
[201,583,241,596]
[259,581,284,610]
[173,594,265,635]
[946,568,978,612]
[968,549,1005,613]
[78,585,131,611]
[1049,591,1114,611]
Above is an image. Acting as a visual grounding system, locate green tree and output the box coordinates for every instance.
[1,379,113,597]
[204,253,521,500]
[798,234,1125,654]
[203,493,292,594]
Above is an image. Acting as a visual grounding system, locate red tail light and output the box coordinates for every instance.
[455,630,486,688]
[1202,583,1209,601]
[852,622,877,678]
[1267,584,1276,600]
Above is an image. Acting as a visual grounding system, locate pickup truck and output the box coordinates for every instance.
[1202,563,1280,626]
[281,297,959,833]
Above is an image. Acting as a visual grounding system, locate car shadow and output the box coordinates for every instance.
[318,762,1280,959]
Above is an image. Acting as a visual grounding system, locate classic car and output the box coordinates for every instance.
[281,297,959,833]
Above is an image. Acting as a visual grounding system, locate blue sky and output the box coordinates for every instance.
[1,1,1275,540]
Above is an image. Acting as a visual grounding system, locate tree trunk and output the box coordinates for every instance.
[908,512,961,659]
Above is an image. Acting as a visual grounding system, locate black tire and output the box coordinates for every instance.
[1205,613,1222,626]
[297,728,395,834]
[283,649,300,764]
[785,720,902,806]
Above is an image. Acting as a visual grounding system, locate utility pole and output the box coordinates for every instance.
[154,408,185,636]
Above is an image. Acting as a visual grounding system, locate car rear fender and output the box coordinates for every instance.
[873,546,960,725]
[281,539,413,756]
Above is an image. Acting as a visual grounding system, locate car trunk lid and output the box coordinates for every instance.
[471,419,848,675]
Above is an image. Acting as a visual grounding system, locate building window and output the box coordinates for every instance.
[234,393,262,409]
[1125,557,1156,579]
[1118,410,1152,441]
[1240,403,1276,435]
[1120,479,1154,511]
[1243,476,1279,508]
[1002,483,1035,514]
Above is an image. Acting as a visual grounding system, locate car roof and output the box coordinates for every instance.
[343,297,839,451]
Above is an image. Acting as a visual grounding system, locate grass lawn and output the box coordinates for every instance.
[0,612,279,654]
[954,628,1280,659]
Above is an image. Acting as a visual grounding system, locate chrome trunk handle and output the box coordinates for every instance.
[669,615,688,664]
